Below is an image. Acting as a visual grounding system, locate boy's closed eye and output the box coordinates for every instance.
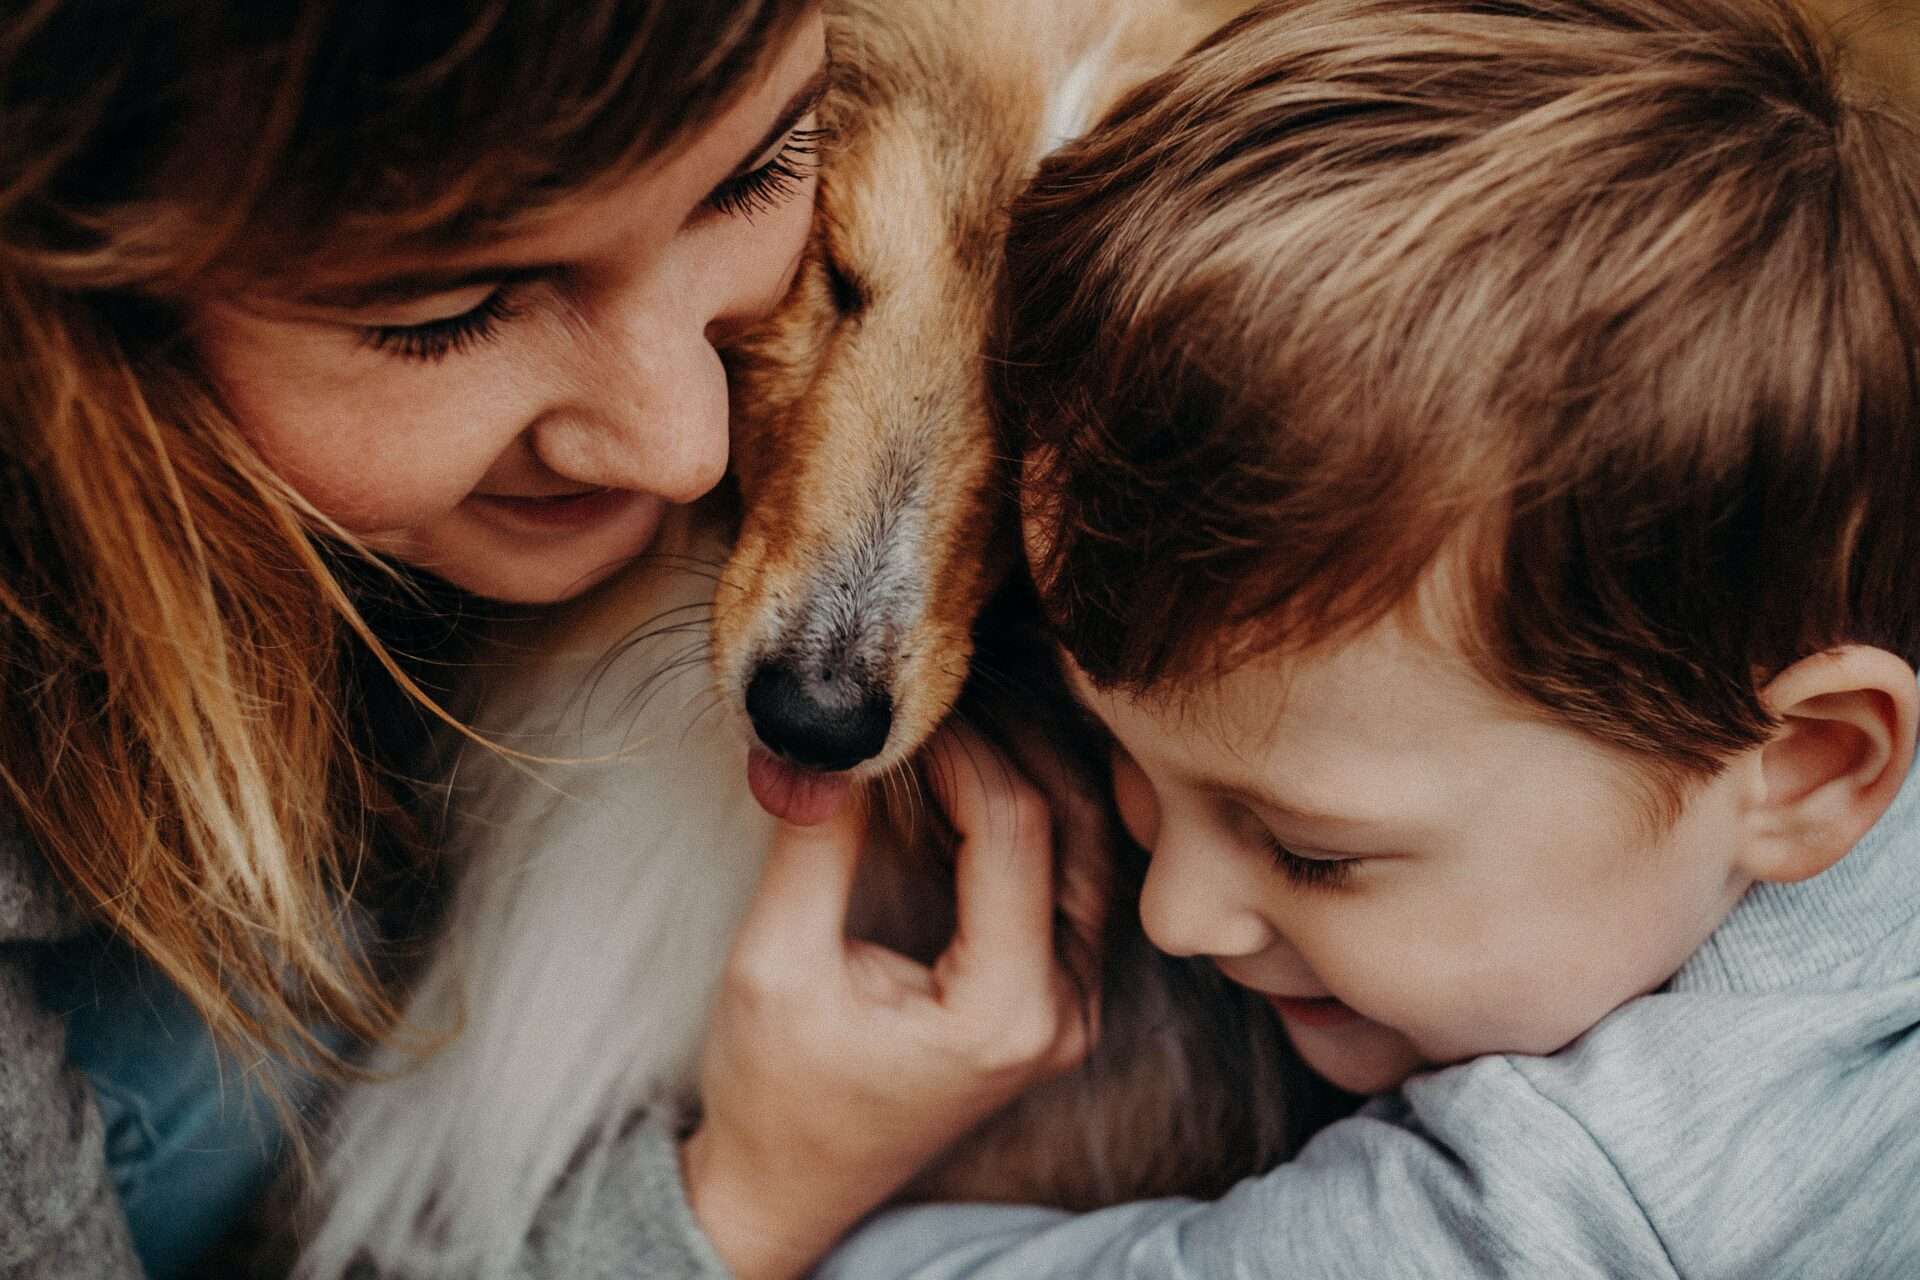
[1258,832,1360,890]
[1110,740,1366,891]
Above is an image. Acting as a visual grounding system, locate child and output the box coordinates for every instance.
[690,0,1920,1274]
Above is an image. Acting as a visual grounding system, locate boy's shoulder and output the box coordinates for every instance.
[1390,775,1920,1274]
[1419,849,1920,1274]
[1376,954,1916,1277]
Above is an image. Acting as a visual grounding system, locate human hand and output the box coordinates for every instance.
[681,725,1099,1280]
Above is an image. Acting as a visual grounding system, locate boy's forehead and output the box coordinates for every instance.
[1063,624,1649,842]
[1060,652,1276,753]
[1061,619,1532,766]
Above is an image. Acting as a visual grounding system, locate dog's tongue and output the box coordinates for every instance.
[747,746,851,825]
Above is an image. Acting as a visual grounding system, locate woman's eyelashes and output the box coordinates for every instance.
[358,289,525,364]
[1263,835,1358,890]
[703,123,829,220]
[357,122,829,365]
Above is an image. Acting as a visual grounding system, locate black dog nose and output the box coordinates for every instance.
[745,663,893,772]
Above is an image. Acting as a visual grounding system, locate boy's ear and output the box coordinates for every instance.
[1741,646,1918,885]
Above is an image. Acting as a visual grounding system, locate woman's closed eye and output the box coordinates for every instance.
[358,288,526,364]
[356,118,830,365]
[703,120,830,220]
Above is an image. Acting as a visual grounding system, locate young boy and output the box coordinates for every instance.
[810,0,1920,1274]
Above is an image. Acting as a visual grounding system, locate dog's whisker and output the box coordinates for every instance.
[682,691,734,749]
[613,649,719,739]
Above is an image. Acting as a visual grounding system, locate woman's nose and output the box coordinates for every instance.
[530,215,807,503]
[1137,833,1277,961]
[530,311,732,504]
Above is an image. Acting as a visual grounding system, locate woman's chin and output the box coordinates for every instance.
[400,490,669,603]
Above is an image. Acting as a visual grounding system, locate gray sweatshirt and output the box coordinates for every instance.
[18,753,1920,1280]
[0,811,143,1280]
[816,757,1920,1280]
[514,753,1920,1280]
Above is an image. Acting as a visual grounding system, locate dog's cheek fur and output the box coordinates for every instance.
[713,111,1013,767]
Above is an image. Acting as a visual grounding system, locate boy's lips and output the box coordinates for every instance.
[1214,962,1363,1029]
[1265,993,1361,1029]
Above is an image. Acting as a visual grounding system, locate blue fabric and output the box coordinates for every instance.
[37,936,289,1280]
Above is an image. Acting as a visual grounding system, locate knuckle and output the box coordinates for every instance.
[967,1009,1062,1073]
[724,948,796,1004]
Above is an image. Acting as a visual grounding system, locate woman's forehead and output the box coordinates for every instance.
[237,12,831,299]
[188,3,822,279]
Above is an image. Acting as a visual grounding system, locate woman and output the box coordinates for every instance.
[1,3,830,1274]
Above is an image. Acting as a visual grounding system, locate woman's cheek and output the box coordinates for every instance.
[699,172,821,333]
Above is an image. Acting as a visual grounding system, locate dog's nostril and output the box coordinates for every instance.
[744,664,893,773]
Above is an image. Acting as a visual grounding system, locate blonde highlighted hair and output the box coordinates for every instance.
[1,0,813,1072]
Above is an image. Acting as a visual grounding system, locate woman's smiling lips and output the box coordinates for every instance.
[463,486,653,533]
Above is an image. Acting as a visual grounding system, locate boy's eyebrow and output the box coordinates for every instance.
[1224,784,1375,831]
[1180,768,1378,831]
[1058,653,1374,829]
[289,65,832,312]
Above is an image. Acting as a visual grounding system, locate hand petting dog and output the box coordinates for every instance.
[685,727,1099,1280]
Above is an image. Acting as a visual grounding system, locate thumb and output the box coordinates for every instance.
[736,794,869,968]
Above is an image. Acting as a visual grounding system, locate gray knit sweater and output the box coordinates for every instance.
[0,808,719,1280]
[0,810,144,1279]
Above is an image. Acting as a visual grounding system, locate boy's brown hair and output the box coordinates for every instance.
[1004,0,1920,776]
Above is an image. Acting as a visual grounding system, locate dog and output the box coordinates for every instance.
[296,2,1320,1276]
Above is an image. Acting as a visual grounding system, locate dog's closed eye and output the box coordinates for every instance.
[822,247,868,317]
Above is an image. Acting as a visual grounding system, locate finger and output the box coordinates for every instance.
[734,796,869,970]
[923,726,1056,999]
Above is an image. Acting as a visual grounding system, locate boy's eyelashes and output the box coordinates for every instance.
[353,119,831,365]
[1262,835,1359,890]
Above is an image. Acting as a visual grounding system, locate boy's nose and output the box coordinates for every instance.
[1137,836,1277,960]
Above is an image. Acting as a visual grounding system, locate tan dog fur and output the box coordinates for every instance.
[713,0,1320,1211]
[716,0,1253,767]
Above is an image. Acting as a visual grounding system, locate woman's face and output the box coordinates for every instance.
[191,12,827,603]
